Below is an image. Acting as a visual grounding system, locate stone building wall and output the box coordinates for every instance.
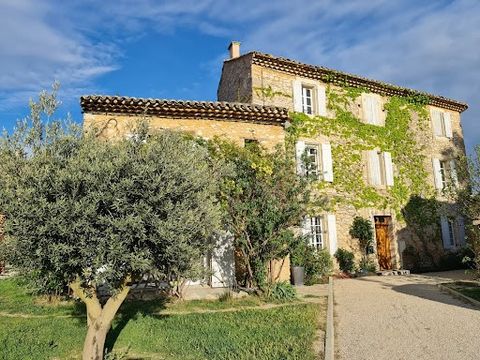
[83,113,285,150]
[219,58,467,271]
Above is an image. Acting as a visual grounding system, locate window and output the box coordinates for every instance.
[433,159,458,190]
[307,216,324,249]
[244,139,259,149]
[440,216,465,249]
[431,109,452,138]
[302,86,315,115]
[295,141,334,182]
[304,145,320,179]
[367,150,394,186]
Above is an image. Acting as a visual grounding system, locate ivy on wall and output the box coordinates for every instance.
[285,84,435,220]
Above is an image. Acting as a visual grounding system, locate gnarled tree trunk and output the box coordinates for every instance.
[70,278,131,360]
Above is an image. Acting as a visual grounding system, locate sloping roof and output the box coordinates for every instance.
[231,52,468,113]
[80,95,289,125]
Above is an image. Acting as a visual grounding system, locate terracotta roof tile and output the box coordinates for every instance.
[80,96,289,125]
[230,52,468,113]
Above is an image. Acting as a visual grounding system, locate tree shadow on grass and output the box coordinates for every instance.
[105,297,169,355]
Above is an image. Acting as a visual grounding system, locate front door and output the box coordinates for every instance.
[374,216,392,270]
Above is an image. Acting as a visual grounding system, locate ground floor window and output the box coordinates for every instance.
[306,216,324,249]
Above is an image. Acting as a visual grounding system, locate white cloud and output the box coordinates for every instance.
[1,0,478,153]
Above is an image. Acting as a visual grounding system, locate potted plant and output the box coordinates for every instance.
[290,240,307,286]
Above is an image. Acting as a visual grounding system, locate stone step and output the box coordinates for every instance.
[376,269,410,276]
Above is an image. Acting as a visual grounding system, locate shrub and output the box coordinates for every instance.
[291,241,333,284]
[359,258,376,273]
[334,248,356,273]
[349,217,374,257]
[266,281,297,301]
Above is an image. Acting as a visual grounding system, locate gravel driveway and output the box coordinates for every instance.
[335,271,480,360]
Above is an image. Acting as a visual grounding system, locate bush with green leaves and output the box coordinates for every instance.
[266,281,297,301]
[359,258,376,273]
[0,86,225,360]
[349,216,374,257]
[334,248,356,273]
[208,139,310,291]
[291,240,333,284]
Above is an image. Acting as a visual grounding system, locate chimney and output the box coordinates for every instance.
[228,41,241,59]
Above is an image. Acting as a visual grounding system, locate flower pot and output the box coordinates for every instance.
[291,266,305,286]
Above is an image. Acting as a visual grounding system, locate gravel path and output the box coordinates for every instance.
[335,272,480,360]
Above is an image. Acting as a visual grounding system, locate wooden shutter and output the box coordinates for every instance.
[450,160,458,187]
[383,152,394,186]
[431,110,443,136]
[293,80,303,112]
[327,214,338,255]
[368,150,381,185]
[457,216,466,246]
[321,143,334,182]
[443,112,452,138]
[432,158,443,189]
[362,95,373,124]
[317,84,327,116]
[295,141,306,175]
[440,216,452,249]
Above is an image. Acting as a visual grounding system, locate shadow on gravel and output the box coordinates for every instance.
[354,277,478,311]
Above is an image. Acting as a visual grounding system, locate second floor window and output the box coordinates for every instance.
[295,141,334,182]
[304,145,320,179]
[362,94,383,126]
[302,86,315,115]
[431,109,452,138]
[367,150,394,186]
[433,158,458,190]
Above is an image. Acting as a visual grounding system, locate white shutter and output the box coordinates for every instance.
[327,214,338,255]
[432,110,443,136]
[295,141,306,175]
[457,216,466,246]
[302,216,311,239]
[368,150,381,185]
[317,84,327,116]
[432,158,443,190]
[444,112,453,138]
[211,233,235,288]
[383,152,394,186]
[362,95,374,124]
[440,216,452,249]
[321,143,334,182]
[293,80,303,112]
[450,160,458,187]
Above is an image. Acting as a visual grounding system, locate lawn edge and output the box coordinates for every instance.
[437,283,480,308]
[324,276,334,360]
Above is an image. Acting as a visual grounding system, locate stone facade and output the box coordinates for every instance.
[82,46,469,274]
[217,51,468,271]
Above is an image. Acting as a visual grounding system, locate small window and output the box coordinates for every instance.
[303,145,322,180]
[244,139,259,149]
[439,160,448,189]
[362,94,382,125]
[302,85,315,115]
[447,218,457,247]
[307,216,324,249]
[432,110,452,138]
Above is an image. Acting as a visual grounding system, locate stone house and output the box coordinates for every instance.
[81,41,469,284]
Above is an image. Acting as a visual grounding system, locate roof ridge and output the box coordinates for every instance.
[227,51,467,112]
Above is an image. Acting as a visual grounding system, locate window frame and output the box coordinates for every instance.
[304,144,322,180]
[307,216,324,250]
[301,85,316,115]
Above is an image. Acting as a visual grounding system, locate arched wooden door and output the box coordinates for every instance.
[374,216,392,270]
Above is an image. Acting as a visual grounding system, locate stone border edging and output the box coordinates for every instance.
[324,276,335,360]
[437,283,480,308]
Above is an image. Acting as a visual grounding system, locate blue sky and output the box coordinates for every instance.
[0,0,479,153]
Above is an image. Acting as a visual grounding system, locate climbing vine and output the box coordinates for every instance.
[286,84,435,220]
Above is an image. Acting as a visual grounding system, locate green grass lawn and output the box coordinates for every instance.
[0,278,326,360]
[445,281,480,302]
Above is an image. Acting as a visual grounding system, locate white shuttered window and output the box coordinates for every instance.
[368,150,394,186]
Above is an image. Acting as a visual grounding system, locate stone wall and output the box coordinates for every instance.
[83,113,285,150]
[218,60,467,271]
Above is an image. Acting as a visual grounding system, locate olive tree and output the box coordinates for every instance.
[0,88,223,360]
